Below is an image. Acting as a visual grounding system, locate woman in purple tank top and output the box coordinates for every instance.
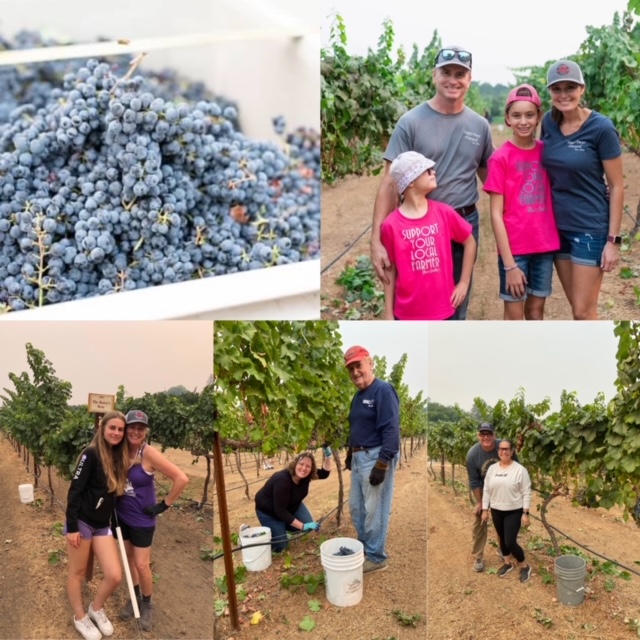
[115,410,189,632]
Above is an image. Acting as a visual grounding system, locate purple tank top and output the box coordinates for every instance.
[116,446,157,527]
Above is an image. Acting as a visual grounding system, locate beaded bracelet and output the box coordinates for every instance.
[503,264,519,272]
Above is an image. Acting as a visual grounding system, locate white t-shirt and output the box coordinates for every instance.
[482,461,531,511]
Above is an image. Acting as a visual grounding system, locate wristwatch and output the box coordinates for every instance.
[523,510,529,515]
[607,235,622,245]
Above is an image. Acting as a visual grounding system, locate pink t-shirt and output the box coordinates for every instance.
[483,140,559,255]
[380,200,472,320]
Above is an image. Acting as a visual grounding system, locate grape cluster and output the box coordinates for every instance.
[333,546,355,556]
[0,34,320,312]
[245,531,267,538]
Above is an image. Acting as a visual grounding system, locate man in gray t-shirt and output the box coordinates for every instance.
[466,421,519,572]
[371,45,493,320]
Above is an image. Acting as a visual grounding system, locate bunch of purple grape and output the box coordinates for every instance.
[333,546,355,556]
[0,32,320,311]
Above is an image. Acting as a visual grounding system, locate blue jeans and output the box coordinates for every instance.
[498,252,554,301]
[256,503,313,552]
[348,446,398,564]
[451,208,479,320]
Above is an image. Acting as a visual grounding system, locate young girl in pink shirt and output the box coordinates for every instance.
[380,151,476,320]
[484,84,560,320]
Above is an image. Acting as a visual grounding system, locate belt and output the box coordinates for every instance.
[455,204,476,216]
[351,446,369,452]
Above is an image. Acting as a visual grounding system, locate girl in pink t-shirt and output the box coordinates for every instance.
[380,151,476,320]
[484,84,560,320]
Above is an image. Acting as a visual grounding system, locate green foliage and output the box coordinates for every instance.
[279,572,324,595]
[307,599,321,612]
[392,610,422,627]
[335,255,385,318]
[298,616,316,632]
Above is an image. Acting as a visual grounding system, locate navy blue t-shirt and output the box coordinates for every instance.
[541,110,621,234]
[348,378,400,464]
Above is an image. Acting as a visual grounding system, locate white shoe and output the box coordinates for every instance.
[88,603,114,637]
[74,615,101,640]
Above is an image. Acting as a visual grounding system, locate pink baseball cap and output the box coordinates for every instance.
[505,84,541,109]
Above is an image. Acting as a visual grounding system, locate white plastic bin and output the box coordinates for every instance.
[240,526,272,572]
[320,537,364,607]
[0,0,320,319]
[18,483,34,503]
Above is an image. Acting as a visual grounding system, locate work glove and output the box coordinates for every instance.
[344,447,352,471]
[143,500,169,516]
[321,442,332,457]
[302,521,320,531]
[369,460,388,486]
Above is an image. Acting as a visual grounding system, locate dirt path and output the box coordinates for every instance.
[0,434,213,640]
[214,443,427,640]
[321,127,640,321]
[428,466,640,640]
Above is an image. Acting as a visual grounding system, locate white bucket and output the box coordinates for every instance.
[18,484,34,504]
[320,537,364,607]
[239,526,272,572]
[554,555,587,606]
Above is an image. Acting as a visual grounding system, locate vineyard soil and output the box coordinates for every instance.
[0,435,213,640]
[214,444,427,640]
[321,126,640,320]
[428,465,640,640]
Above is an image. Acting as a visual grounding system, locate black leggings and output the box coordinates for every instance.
[491,507,525,563]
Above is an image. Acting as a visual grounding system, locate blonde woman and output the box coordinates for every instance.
[65,411,129,640]
[116,410,189,632]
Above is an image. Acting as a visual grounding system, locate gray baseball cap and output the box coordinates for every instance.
[125,409,149,426]
[434,45,472,71]
[546,59,585,88]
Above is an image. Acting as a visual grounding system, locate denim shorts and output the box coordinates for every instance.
[64,519,112,539]
[498,252,554,301]
[556,230,607,267]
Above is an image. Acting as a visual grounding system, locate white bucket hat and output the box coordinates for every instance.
[389,151,435,194]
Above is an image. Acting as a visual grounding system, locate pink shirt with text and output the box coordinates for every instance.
[381,200,472,320]
[483,140,559,255]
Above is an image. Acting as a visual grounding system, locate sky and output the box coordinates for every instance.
[427,321,620,413]
[0,322,213,406]
[320,0,632,86]
[338,321,427,398]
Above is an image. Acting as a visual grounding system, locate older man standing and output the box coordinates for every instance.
[343,345,400,574]
[370,45,493,320]
[466,422,518,572]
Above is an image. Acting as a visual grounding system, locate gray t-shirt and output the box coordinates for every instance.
[384,102,493,209]
[466,440,519,491]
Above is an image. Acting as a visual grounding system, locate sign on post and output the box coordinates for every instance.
[88,393,115,414]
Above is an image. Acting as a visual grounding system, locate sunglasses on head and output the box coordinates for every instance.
[435,49,472,68]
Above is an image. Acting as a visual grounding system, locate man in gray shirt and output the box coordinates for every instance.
[466,421,518,571]
[370,45,493,320]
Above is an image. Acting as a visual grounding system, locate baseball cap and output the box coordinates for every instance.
[478,422,495,433]
[125,409,149,426]
[505,84,541,109]
[434,45,472,71]
[389,151,435,195]
[344,345,370,366]
[546,59,584,88]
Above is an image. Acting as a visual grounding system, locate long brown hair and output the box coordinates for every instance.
[287,452,319,481]
[87,411,129,495]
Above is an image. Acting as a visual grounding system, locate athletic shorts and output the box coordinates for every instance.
[118,519,156,548]
[64,519,112,539]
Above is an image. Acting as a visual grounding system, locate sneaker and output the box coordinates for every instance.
[498,563,514,578]
[87,603,114,637]
[73,615,101,640]
[118,597,141,621]
[520,565,532,583]
[139,601,153,631]
[362,559,388,574]
[473,558,485,572]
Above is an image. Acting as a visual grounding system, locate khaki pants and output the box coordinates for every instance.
[471,511,487,560]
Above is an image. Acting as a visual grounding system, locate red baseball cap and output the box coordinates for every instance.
[344,345,370,366]
[505,84,541,109]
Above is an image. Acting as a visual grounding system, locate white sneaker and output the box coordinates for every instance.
[88,603,114,637]
[73,615,101,640]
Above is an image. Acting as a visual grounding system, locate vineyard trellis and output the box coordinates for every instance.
[0,342,214,507]
[428,320,640,555]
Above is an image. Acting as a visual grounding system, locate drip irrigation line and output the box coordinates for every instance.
[528,512,640,577]
[321,224,372,274]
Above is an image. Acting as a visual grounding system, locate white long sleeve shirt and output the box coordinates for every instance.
[482,461,531,512]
